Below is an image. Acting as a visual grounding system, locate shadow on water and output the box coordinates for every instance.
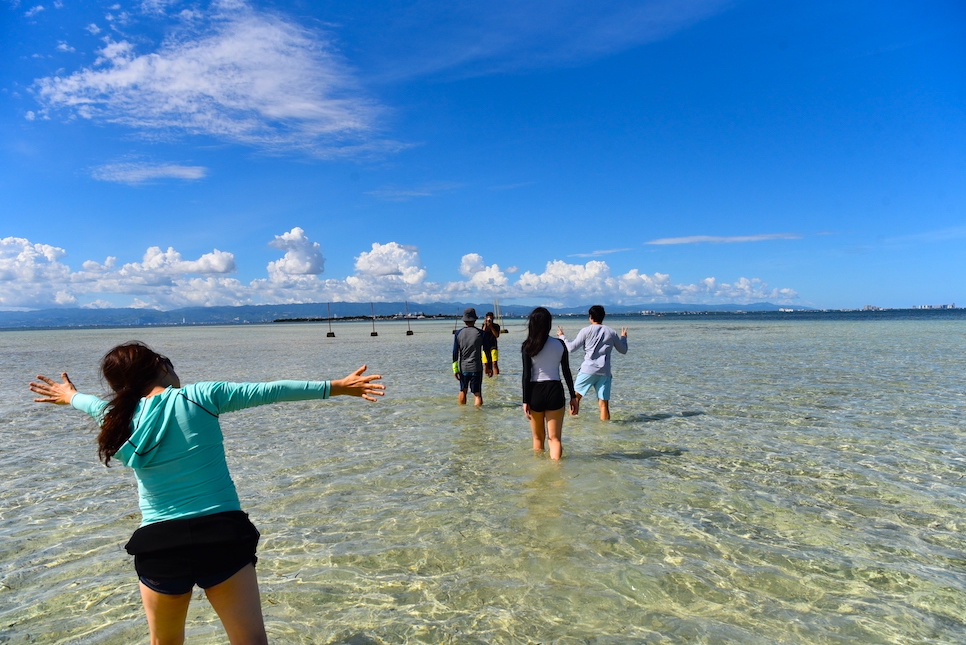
[610,410,704,425]
[603,448,686,461]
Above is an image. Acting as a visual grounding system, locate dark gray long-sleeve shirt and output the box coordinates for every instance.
[453,325,484,373]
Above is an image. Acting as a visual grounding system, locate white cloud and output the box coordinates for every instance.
[515,259,617,300]
[488,181,534,191]
[568,248,633,258]
[355,242,426,282]
[267,227,325,278]
[366,181,464,202]
[81,299,116,309]
[0,237,75,308]
[455,253,508,291]
[56,41,75,53]
[86,23,101,34]
[140,0,180,14]
[0,232,799,310]
[459,253,486,277]
[122,246,237,275]
[645,233,802,245]
[25,5,44,18]
[91,162,208,184]
[34,2,387,156]
[886,225,966,245]
[369,0,733,81]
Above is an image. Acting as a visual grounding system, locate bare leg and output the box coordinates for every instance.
[203,564,268,645]
[458,390,467,405]
[529,410,546,452]
[545,407,565,459]
[474,393,483,407]
[493,361,500,375]
[139,583,191,645]
[599,399,610,421]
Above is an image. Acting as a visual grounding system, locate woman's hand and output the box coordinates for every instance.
[30,373,77,405]
[523,403,532,420]
[330,365,385,401]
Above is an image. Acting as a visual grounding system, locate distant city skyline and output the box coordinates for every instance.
[2,0,964,311]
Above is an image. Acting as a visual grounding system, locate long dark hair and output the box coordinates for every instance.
[522,307,552,357]
[97,341,170,466]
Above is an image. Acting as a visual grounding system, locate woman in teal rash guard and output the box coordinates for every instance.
[29,341,385,645]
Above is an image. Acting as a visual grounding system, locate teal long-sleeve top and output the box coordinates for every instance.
[71,380,331,526]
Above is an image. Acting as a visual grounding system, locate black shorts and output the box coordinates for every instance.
[528,380,565,413]
[458,371,483,395]
[125,511,260,595]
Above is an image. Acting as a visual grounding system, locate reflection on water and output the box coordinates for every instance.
[1,317,965,644]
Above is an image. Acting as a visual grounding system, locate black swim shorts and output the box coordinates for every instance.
[528,380,565,413]
[125,510,260,595]
[458,371,483,395]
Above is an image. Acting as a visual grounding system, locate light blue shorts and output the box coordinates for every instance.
[574,372,612,400]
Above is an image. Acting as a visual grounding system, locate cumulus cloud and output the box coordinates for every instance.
[122,246,237,276]
[266,227,325,278]
[91,162,208,184]
[0,231,798,310]
[33,1,387,156]
[459,253,486,277]
[355,242,426,283]
[453,253,508,292]
[645,233,802,245]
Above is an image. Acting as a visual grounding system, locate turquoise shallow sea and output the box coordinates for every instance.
[1,312,964,644]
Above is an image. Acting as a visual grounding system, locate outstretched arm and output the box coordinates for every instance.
[330,365,385,402]
[29,373,78,405]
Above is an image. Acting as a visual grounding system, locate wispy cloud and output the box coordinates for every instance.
[645,233,802,245]
[886,225,966,245]
[34,2,389,157]
[568,248,633,258]
[489,181,534,191]
[366,181,465,202]
[91,162,208,184]
[367,0,734,80]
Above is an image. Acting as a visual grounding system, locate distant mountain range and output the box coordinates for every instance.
[0,301,806,329]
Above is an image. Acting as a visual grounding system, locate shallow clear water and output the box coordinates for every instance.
[1,316,964,644]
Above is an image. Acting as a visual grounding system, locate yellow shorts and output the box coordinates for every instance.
[481,348,499,364]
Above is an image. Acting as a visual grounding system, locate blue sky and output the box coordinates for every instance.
[2,0,964,311]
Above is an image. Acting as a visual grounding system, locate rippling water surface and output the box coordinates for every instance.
[1,314,964,644]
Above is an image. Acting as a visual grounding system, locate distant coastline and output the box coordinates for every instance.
[0,301,962,331]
